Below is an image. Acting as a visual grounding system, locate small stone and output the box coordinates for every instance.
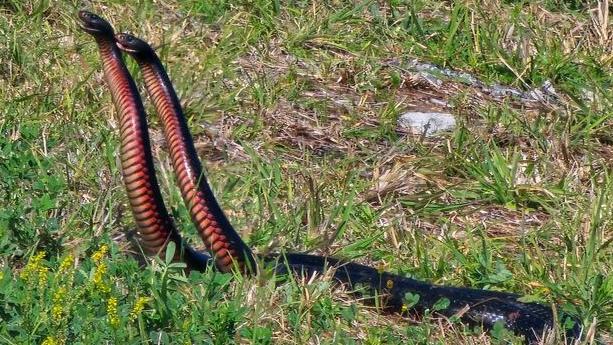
[397,112,456,137]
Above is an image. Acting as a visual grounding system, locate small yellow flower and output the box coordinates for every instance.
[37,266,49,289]
[52,304,63,322]
[107,297,120,328]
[53,286,67,302]
[52,286,67,322]
[20,251,46,281]
[129,296,150,321]
[41,336,59,345]
[58,254,74,274]
[92,262,110,294]
[92,245,108,264]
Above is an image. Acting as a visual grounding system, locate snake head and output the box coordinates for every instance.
[115,33,155,58]
[78,10,114,37]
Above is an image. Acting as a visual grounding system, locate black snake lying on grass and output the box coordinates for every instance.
[77,10,581,344]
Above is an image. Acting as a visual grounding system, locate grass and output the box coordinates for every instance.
[0,0,611,344]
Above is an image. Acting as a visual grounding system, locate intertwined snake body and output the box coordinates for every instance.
[77,11,210,269]
[78,11,581,344]
[114,31,256,273]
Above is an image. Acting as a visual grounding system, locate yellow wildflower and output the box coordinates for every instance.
[52,304,63,322]
[92,262,110,294]
[107,297,120,328]
[20,251,45,281]
[53,286,67,302]
[58,254,74,274]
[37,266,49,289]
[52,286,67,322]
[129,296,150,321]
[92,244,108,264]
[41,336,59,345]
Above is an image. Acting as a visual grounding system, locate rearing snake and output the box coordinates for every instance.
[77,11,581,344]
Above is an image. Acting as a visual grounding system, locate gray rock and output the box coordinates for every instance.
[397,112,456,137]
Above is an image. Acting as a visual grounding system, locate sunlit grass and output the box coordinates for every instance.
[1,0,611,344]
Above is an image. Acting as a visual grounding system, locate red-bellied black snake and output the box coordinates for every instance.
[113,31,255,273]
[78,11,582,344]
[76,10,209,268]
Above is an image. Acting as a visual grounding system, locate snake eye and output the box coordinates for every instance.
[118,34,134,44]
[82,12,99,21]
